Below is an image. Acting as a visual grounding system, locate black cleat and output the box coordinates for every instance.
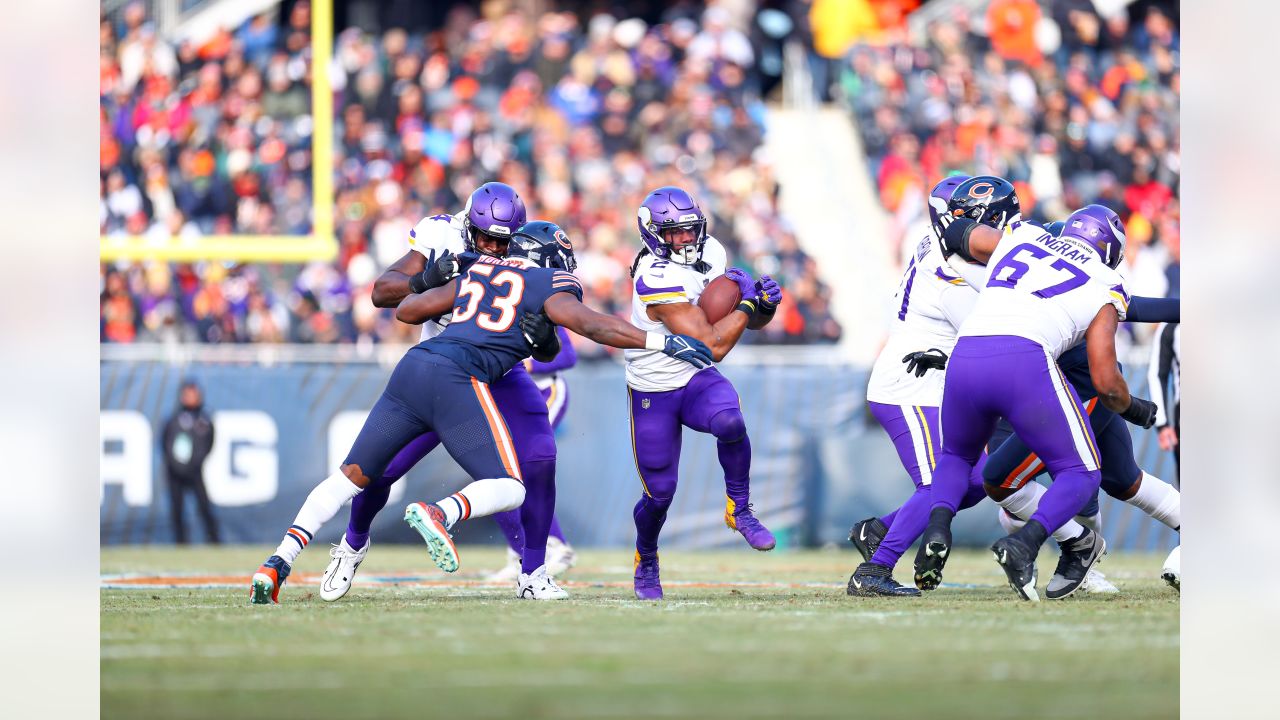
[848,516,888,562]
[847,562,921,597]
[1046,528,1107,600]
[913,510,954,591]
[991,533,1041,602]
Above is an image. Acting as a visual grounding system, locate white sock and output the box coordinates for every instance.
[273,472,363,564]
[437,478,525,528]
[998,483,1084,543]
[1127,471,1181,530]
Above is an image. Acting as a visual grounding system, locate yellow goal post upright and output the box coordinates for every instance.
[99,0,336,263]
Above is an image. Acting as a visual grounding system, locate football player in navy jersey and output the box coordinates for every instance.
[250,220,712,603]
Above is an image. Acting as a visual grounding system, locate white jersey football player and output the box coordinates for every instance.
[848,176,1099,598]
[917,181,1158,601]
[625,186,782,601]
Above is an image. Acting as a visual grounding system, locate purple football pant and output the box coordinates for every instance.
[629,368,751,557]
[345,366,559,573]
[931,336,1101,535]
[491,375,571,552]
[866,402,988,569]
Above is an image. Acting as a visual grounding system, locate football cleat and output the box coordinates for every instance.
[250,555,292,605]
[320,537,369,602]
[913,511,954,591]
[1046,528,1107,600]
[1161,545,1180,592]
[1080,567,1119,594]
[725,499,776,551]
[487,547,522,583]
[991,534,1041,602]
[633,551,663,600]
[848,516,888,563]
[516,564,569,600]
[546,536,578,576]
[404,502,460,573]
[847,562,921,598]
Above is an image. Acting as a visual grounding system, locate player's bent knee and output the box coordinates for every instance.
[985,483,1016,502]
[708,408,747,443]
[340,463,373,489]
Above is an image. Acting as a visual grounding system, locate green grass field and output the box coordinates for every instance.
[102,545,1178,719]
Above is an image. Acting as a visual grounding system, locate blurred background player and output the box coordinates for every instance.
[252,223,714,603]
[920,196,1158,601]
[1149,322,1180,480]
[625,186,782,600]
[488,323,578,581]
[161,379,220,545]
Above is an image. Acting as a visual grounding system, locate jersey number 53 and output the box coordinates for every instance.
[452,264,525,332]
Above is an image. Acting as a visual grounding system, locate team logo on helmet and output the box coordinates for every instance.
[554,229,571,249]
[967,181,995,199]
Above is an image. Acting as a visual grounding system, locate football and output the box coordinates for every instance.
[698,275,742,323]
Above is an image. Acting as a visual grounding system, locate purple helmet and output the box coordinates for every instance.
[463,182,527,255]
[1061,204,1127,269]
[928,174,972,239]
[637,186,707,265]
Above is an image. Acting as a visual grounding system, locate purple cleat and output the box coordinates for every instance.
[725,499,776,551]
[633,551,663,600]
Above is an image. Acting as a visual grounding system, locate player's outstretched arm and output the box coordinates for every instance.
[647,302,749,362]
[395,281,459,325]
[1125,295,1180,324]
[543,294,712,367]
[372,250,427,308]
[1086,305,1159,427]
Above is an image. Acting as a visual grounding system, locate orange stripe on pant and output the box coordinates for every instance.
[1000,397,1101,488]
[469,377,522,481]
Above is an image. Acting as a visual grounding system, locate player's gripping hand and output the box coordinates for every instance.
[520,311,560,362]
[755,275,782,311]
[662,334,714,368]
[902,348,948,377]
[724,267,759,302]
[1120,396,1159,429]
[409,251,462,293]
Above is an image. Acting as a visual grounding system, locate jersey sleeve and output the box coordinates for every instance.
[549,270,584,302]
[407,214,463,259]
[1105,280,1130,322]
[634,266,690,306]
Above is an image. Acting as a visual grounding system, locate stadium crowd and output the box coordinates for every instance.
[100,1,842,349]
[832,0,1180,304]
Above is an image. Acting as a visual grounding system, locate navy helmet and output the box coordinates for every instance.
[946,175,1020,231]
[508,220,577,273]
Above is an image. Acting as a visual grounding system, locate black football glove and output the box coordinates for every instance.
[520,311,560,362]
[409,250,462,294]
[902,348,948,377]
[1120,396,1159,429]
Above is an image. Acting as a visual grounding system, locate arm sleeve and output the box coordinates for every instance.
[529,327,578,374]
[1147,323,1176,427]
[1124,296,1180,324]
[1106,282,1130,322]
[946,256,991,290]
[548,271,585,303]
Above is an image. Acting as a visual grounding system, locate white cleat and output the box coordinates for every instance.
[1080,567,1119,594]
[546,536,577,577]
[320,537,369,602]
[487,547,522,583]
[1161,546,1180,592]
[516,564,569,600]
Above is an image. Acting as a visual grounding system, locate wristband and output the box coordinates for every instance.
[736,299,757,316]
[645,332,665,351]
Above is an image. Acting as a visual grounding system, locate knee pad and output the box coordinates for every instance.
[708,408,747,444]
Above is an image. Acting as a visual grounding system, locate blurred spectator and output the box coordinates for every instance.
[101,2,841,348]
[161,379,220,545]
[839,0,1180,315]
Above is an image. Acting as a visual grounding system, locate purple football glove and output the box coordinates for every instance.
[754,275,782,309]
[723,267,758,301]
